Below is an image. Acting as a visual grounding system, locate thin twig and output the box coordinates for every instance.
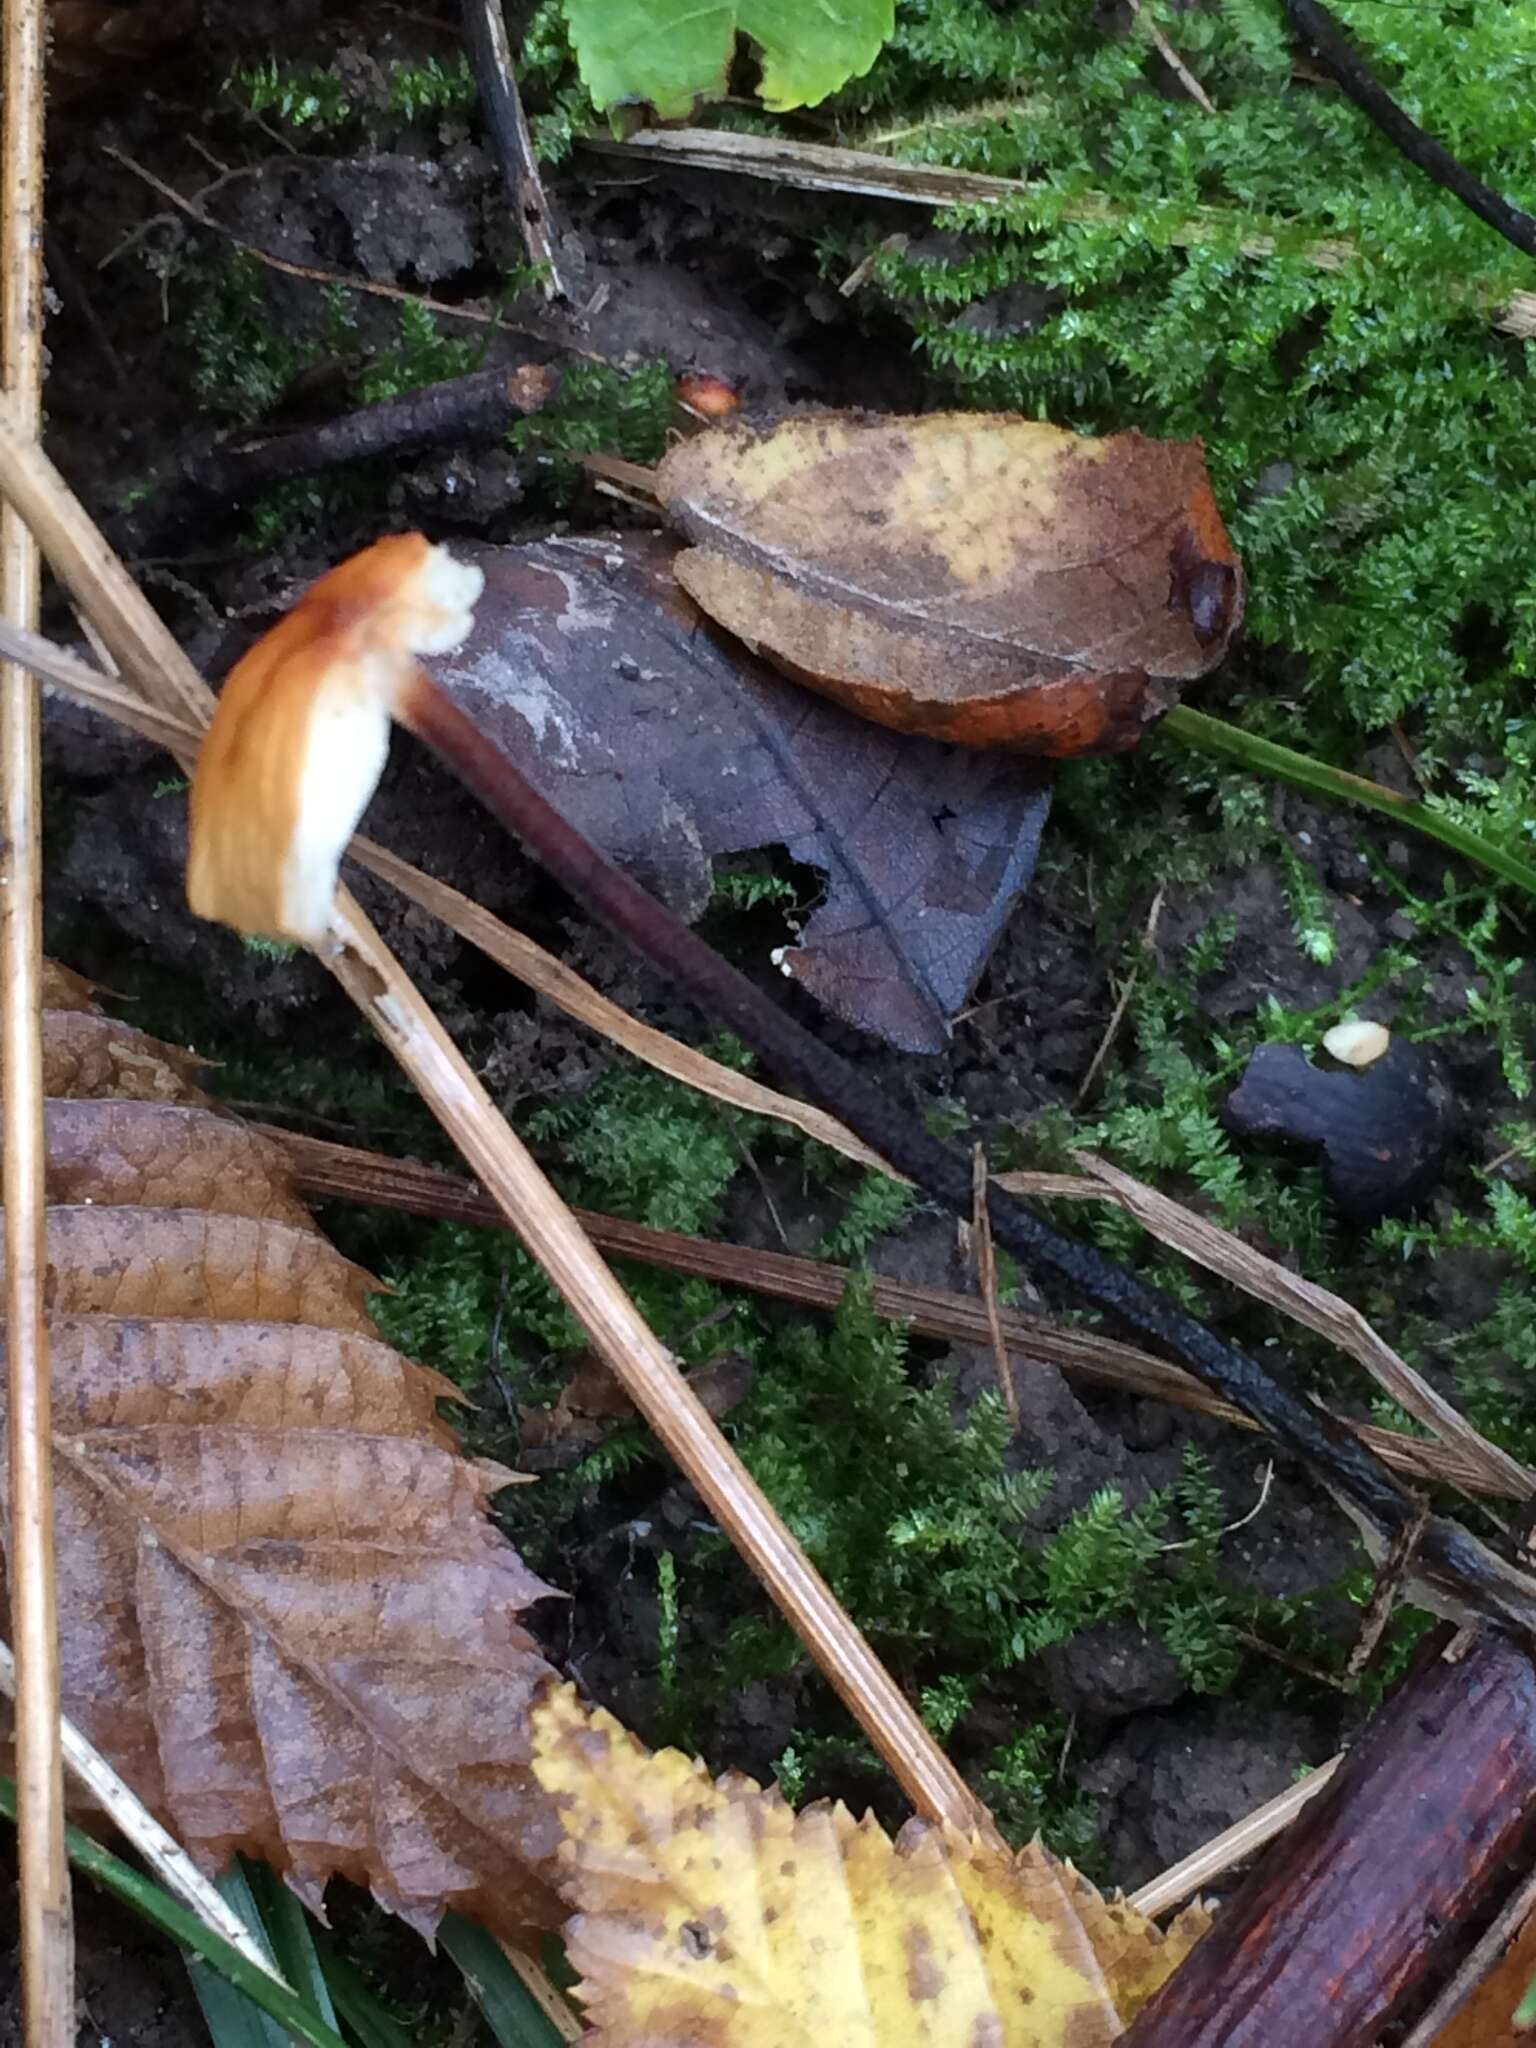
[120,362,559,553]
[582,127,1536,339]
[0,418,992,1843]
[1343,1496,1429,1686]
[1075,885,1164,1108]
[1,0,71,2037]
[0,1642,287,1986]
[255,1127,1515,1502]
[1127,0,1216,113]
[1281,0,1536,260]
[1034,1151,1535,1505]
[972,1142,1018,1430]
[1129,1757,1341,1917]
[100,145,583,348]
[460,0,571,298]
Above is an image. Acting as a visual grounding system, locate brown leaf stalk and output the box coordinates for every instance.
[0,421,989,1840]
[0,0,71,2035]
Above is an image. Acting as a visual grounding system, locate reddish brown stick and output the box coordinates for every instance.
[264,1125,1501,1497]
[1122,1628,1536,2046]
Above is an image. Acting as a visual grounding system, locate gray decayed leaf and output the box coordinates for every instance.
[422,533,1051,1053]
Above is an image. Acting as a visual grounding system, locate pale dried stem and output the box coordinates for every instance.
[1025,1152,1534,1503]
[0,1,71,2037]
[970,1143,1018,1430]
[1127,0,1217,114]
[497,1943,583,2043]
[0,418,988,1839]
[349,839,892,1175]
[0,1641,288,1986]
[1129,1755,1340,1918]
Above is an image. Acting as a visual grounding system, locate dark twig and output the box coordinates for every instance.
[116,362,559,554]
[400,679,1536,1639]
[1282,0,1536,260]
[460,0,571,299]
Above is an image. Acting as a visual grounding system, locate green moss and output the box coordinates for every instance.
[509,357,676,502]
[825,0,1536,874]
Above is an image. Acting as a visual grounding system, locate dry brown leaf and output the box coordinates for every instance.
[533,1683,1210,2045]
[0,981,571,1939]
[42,1100,312,1226]
[656,411,1242,753]
[34,1007,210,1103]
[418,531,1052,1051]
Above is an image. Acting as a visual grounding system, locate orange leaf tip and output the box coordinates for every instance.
[187,535,483,947]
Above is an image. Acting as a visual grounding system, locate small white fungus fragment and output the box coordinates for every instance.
[1322,1019,1391,1069]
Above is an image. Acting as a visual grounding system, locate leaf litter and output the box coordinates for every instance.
[656,411,1243,753]
[1,982,568,1942]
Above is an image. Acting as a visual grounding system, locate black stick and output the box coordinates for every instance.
[117,364,557,556]
[402,677,1536,1636]
[1283,0,1536,260]
[461,0,572,300]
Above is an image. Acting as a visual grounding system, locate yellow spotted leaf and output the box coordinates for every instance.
[533,1685,1210,2045]
[656,411,1242,756]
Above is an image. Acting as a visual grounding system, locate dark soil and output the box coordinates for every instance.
[21,7,1528,2041]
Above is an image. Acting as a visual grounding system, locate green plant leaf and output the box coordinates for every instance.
[439,1915,573,2047]
[563,0,894,116]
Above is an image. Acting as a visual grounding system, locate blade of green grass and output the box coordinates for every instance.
[308,1929,421,2048]
[187,1870,293,2048]
[438,1914,573,2047]
[238,1858,342,2029]
[1162,705,1536,901]
[0,1776,348,2048]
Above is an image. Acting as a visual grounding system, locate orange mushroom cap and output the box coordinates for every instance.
[186,533,483,946]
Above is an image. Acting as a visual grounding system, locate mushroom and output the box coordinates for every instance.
[187,534,483,945]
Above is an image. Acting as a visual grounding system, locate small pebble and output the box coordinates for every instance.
[1322,1019,1391,1068]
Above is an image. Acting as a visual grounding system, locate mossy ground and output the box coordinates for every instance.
[43,0,1536,1940]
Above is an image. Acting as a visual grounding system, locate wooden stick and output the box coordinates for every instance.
[121,362,559,554]
[460,0,571,298]
[0,423,990,1841]
[0,1,71,2037]
[1123,1629,1536,2045]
